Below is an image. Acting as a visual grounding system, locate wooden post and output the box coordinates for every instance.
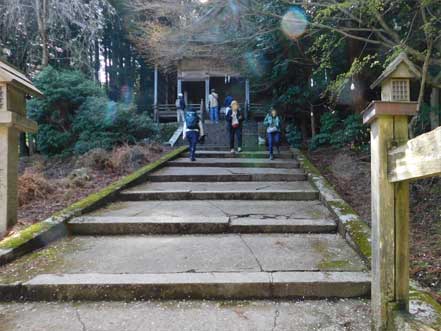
[363,102,416,331]
[177,79,182,96]
[0,63,41,236]
[153,65,158,122]
[205,77,210,113]
[0,126,19,235]
[245,79,250,120]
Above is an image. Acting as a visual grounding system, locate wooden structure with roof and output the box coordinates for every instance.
[0,59,42,235]
[150,3,254,122]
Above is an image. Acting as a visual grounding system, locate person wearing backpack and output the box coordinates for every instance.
[183,107,205,161]
[175,93,186,124]
[264,107,282,160]
[225,100,244,153]
[208,89,219,123]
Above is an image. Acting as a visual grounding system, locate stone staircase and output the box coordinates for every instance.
[178,120,260,151]
[0,149,369,299]
[0,149,371,329]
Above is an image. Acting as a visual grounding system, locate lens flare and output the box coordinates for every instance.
[244,52,269,77]
[281,7,308,40]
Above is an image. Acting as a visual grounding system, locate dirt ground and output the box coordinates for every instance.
[4,143,170,239]
[308,147,441,303]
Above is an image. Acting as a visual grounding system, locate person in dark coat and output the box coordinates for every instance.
[225,100,244,153]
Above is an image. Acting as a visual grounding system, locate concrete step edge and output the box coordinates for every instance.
[148,174,307,182]
[1,272,370,301]
[118,190,319,201]
[68,216,337,235]
[168,161,300,169]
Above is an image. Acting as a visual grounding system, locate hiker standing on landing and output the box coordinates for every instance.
[208,89,219,123]
[176,93,186,124]
[183,107,204,162]
[264,107,282,160]
[226,100,244,153]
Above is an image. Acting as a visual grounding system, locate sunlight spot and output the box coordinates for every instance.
[281,7,308,40]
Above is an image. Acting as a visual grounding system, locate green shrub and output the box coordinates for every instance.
[73,98,159,155]
[285,123,302,148]
[309,111,369,151]
[309,111,339,150]
[28,67,159,156]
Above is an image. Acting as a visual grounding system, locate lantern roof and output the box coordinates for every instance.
[370,52,421,89]
[0,59,43,97]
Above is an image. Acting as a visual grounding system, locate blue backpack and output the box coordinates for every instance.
[185,111,199,130]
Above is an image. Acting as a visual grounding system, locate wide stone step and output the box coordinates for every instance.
[69,216,336,235]
[87,200,334,222]
[3,271,370,301]
[169,158,300,169]
[148,167,306,182]
[0,300,372,330]
[120,181,318,201]
[187,151,296,159]
[0,234,367,287]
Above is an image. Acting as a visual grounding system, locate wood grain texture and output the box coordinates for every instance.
[388,126,441,182]
[393,117,410,310]
[371,115,396,330]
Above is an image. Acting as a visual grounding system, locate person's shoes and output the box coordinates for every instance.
[191,158,196,162]
[269,154,274,160]
[230,149,235,153]
[237,147,242,153]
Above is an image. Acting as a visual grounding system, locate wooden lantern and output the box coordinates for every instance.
[0,60,42,236]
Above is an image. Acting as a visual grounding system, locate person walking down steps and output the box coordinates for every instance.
[208,89,219,123]
[183,107,204,162]
[226,100,244,153]
[264,107,282,160]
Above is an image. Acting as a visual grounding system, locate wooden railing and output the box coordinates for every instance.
[363,101,441,331]
[248,103,267,115]
[154,101,204,122]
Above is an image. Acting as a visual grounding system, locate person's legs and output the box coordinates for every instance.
[236,128,243,151]
[178,110,184,123]
[210,107,216,122]
[274,132,281,153]
[268,132,274,157]
[214,107,219,123]
[187,131,198,161]
[229,127,235,151]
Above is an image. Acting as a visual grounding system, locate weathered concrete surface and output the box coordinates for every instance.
[169,157,300,169]
[9,271,369,300]
[89,200,333,220]
[0,299,372,331]
[121,181,318,201]
[69,216,231,235]
[0,234,366,286]
[126,181,316,193]
[230,217,336,234]
[69,216,336,235]
[149,167,306,182]
[187,151,296,159]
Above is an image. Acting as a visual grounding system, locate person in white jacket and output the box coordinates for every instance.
[183,108,205,161]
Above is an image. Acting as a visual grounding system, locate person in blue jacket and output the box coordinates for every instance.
[263,107,282,160]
